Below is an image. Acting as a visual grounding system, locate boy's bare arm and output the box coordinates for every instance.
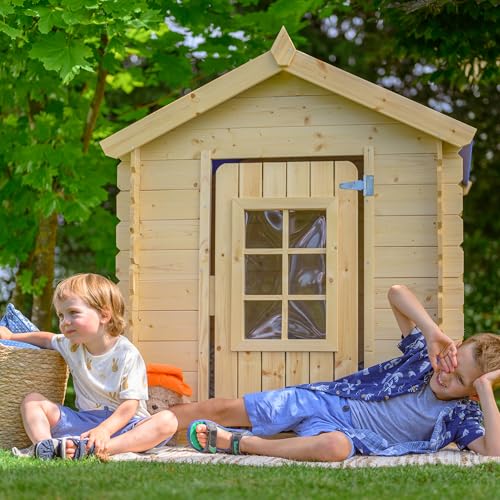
[387,285,457,372]
[0,326,54,349]
[80,399,139,454]
[467,369,500,456]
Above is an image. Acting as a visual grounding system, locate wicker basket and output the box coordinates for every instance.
[0,344,69,449]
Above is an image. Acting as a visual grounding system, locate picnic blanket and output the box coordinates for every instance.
[111,445,500,468]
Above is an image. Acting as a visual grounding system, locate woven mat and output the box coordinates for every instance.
[111,445,500,468]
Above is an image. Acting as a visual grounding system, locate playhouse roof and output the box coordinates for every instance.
[100,27,476,159]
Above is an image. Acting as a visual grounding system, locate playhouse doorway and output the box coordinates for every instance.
[213,160,358,398]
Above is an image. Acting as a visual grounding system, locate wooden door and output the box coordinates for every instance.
[214,160,358,398]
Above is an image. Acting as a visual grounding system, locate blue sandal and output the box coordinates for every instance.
[187,419,251,455]
[34,437,95,460]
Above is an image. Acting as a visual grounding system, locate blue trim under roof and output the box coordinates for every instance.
[458,141,473,186]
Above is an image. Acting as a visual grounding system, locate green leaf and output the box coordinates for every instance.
[37,7,66,34]
[0,20,24,39]
[29,31,94,83]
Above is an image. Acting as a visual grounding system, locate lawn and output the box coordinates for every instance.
[0,450,499,500]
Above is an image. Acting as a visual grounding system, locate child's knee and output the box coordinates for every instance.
[317,432,353,462]
[156,410,178,435]
[21,392,47,409]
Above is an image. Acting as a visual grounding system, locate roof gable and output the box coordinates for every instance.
[101,27,475,159]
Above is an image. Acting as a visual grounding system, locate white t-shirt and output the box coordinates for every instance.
[51,334,149,418]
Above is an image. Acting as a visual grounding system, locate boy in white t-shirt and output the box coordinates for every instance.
[0,273,177,460]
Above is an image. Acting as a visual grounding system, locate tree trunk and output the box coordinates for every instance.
[31,212,58,331]
[11,251,34,314]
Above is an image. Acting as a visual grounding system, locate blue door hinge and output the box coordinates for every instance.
[339,175,374,196]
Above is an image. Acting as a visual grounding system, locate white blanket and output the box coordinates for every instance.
[111,445,500,468]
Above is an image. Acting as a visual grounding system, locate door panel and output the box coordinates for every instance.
[214,160,358,397]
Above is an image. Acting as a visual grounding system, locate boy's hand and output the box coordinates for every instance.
[0,326,13,340]
[81,426,111,455]
[426,328,458,373]
[473,369,500,393]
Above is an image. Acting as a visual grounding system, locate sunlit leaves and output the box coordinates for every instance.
[29,32,94,83]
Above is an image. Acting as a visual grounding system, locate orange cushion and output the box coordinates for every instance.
[146,363,192,397]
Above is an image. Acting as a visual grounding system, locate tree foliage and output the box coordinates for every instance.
[0,0,340,328]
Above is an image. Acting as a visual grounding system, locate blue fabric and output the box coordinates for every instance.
[51,406,143,439]
[0,303,41,349]
[298,328,485,456]
[244,387,355,458]
[51,405,172,447]
[348,384,451,445]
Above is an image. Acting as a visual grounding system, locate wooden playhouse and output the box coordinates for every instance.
[100,28,475,402]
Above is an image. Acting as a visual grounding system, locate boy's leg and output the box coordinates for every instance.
[104,410,178,456]
[21,392,61,443]
[194,423,352,462]
[170,397,251,430]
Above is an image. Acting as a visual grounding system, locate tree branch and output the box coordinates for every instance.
[82,32,109,153]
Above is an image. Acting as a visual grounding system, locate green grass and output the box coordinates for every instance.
[0,450,498,500]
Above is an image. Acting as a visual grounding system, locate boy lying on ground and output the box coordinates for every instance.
[171,285,500,461]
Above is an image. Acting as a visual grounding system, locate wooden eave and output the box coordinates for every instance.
[100,27,476,159]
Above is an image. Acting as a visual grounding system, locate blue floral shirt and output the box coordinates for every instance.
[299,328,485,456]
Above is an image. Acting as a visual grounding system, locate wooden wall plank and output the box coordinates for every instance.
[374,278,438,309]
[117,190,200,221]
[375,185,437,216]
[138,311,198,341]
[440,311,464,340]
[198,150,212,401]
[117,220,199,251]
[116,161,130,190]
[141,124,437,161]
[129,149,141,345]
[186,94,397,130]
[137,340,198,371]
[239,72,331,97]
[374,154,436,184]
[334,161,359,378]
[375,216,436,246]
[309,160,336,382]
[441,215,463,246]
[363,146,376,363]
[442,246,463,278]
[441,278,464,310]
[286,161,310,385]
[214,164,239,398]
[441,183,463,215]
[261,161,287,391]
[237,162,263,396]
[117,250,198,281]
[183,371,198,402]
[118,160,199,191]
[136,280,198,310]
[375,247,437,277]
[375,309,438,338]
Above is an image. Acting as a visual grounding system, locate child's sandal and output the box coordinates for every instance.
[187,419,251,455]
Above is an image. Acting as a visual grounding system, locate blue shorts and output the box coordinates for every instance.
[51,405,146,439]
[244,387,355,458]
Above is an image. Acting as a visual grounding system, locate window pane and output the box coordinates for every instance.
[289,210,326,248]
[245,210,282,248]
[288,300,326,339]
[245,255,282,294]
[288,254,325,295]
[245,301,282,339]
